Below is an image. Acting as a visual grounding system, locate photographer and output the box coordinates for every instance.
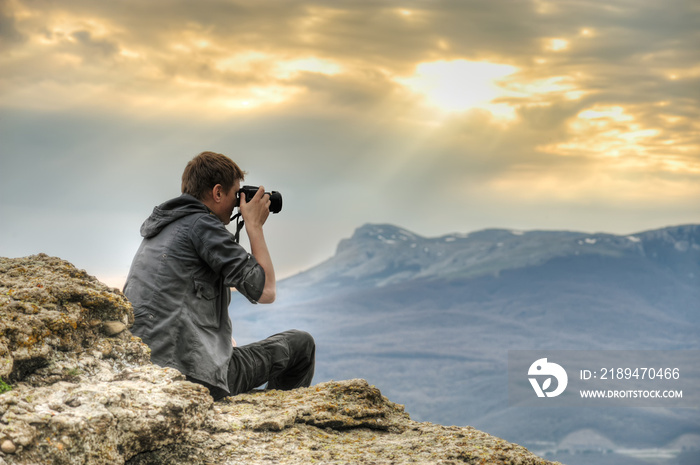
[124,151,315,400]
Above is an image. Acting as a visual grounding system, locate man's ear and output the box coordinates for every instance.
[211,184,223,203]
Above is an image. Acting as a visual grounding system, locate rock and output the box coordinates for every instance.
[0,255,211,464]
[0,440,15,454]
[0,255,561,464]
[102,321,127,336]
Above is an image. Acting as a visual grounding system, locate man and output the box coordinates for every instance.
[124,151,315,400]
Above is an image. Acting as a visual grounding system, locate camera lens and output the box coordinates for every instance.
[238,185,283,213]
[268,191,282,213]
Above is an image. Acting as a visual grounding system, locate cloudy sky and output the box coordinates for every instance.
[1,0,698,288]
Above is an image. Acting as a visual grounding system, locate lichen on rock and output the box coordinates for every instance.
[0,254,143,385]
[0,255,211,465]
[0,255,561,465]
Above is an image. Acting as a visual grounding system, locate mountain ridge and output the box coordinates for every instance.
[282,222,699,292]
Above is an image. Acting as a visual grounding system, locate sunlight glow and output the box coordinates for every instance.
[578,106,633,122]
[398,60,518,116]
[533,0,556,14]
[220,85,300,110]
[215,51,273,73]
[545,38,570,51]
[505,75,582,98]
[119,48,140,59]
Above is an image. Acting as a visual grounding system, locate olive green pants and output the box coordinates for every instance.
[189,329,316,400]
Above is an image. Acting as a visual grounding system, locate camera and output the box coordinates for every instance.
[237,185,283,213]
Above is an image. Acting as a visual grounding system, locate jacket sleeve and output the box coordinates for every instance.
[189,213,265,303]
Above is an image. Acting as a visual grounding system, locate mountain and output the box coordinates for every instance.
[230,223,700,465]
[284,222,698,297]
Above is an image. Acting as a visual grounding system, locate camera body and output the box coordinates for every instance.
[237,185,283,213]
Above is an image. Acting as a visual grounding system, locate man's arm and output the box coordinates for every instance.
[240,186,276,303]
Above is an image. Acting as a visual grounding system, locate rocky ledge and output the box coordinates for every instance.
[0,255,560,465]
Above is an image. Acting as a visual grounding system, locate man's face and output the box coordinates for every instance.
[219,180,240,225]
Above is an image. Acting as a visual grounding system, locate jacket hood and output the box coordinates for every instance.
[140,194,213,238]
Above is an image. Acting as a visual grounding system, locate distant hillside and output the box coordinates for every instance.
[284,223,699,294]
[230,223,700,464]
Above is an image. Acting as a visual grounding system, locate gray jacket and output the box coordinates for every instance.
[124,194,265,393]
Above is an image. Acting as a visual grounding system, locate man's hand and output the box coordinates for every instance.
[239,186,270,228]
[239,186,276,304]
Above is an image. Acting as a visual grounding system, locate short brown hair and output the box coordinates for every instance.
[181,151,246,200]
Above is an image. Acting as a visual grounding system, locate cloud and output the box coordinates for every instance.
[69,29,119,57]
[1,0,698,283]
[0,0,25,44]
